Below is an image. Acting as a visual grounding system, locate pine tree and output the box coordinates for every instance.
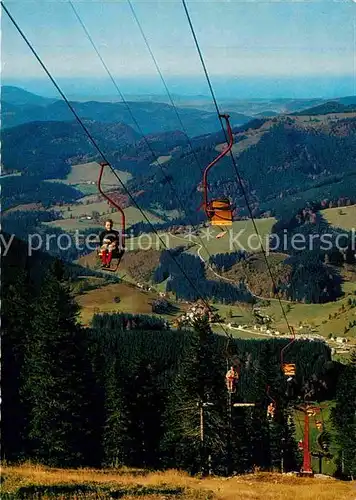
[125,361,165,469]
[161,317,226,475]
[102,354,127,467]
[23,260,95,466]
[1,268,33,461]
[230,406,254,473]
[229,352,264,474]
[332,350,356,478]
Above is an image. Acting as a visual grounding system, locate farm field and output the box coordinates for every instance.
[150,154,172,166]
[150,207,181,220]
[76,282,157,324]
[262,288,356,340]
[44,218,102,231]
[47,162,132,196]
[45,206,164,232]
[52,199,114,218]
[75,281,186,325]
[4,202,45,214]
[321,204,356,231]
[48,161,132,188]
[212,323,266,340]
[2,464,354,500]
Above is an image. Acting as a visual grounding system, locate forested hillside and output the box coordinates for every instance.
[3,240,355,476]
[3,107,356,221]
[154,248,253,304]
[130,117,356,218]
[1,120,140,178]
[293,100,356,116]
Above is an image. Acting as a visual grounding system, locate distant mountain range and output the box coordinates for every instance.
[3,86,356,136]
[1,86,252,136]
[293,100,356,116]
[2,85,356,220]
[1,85,57,107]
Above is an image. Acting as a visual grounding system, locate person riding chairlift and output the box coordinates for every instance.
[98,218,124,268]
[225,366,239,393]
[267,402,276,420]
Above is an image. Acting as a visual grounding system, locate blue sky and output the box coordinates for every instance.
[2,0,356,98]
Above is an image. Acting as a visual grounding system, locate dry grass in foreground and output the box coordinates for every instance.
[1,464,355,500]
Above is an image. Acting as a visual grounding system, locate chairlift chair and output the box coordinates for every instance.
[202,114,234,227]
[225,366,239,394]
[97,162,126,272]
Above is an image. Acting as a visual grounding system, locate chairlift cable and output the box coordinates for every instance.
[126,0,204,174]
[181,0,294,339]
[68,0,247,319]
[1,0,234,341]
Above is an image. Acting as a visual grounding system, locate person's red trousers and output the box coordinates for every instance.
[101,251,113,266]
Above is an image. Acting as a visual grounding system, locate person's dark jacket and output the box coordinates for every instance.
[99,229,121,246]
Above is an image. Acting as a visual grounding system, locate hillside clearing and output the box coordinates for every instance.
[2,465,354,500]
[263,287,356,341]
[321,205,356,231]
[48,161,132,187]
[47,162,132,196]
[150,155,172,166]
[126,218,276,257]
[75,281,185,325]
[191,218,276,260]
[76,282,157,324]
[4,202,45,214]
[44,206,164,232]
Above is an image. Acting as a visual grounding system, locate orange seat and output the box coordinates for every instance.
[283,363,296,376]
[209,199,233,226]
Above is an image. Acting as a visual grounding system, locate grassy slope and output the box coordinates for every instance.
[75,279,187,325]
[48,161,132,190]
[150,155,172,166]
[45,206,164,232]
[228,202,356,341]
[76,223,356,343]
[321,204,356,231]
[43,160,164,231]
[127,218,276,257]
[76,282,157,324]
[2,465,354,500]
[212,282,356,341]
[191,218,276,260]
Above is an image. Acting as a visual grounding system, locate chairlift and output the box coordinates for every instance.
[202,114,234,227]
[97,162,125,272]
[225,365,239,394]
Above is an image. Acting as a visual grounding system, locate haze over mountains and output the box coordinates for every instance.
[2,85,356,219]
[3,85,356,135]
[1,86,252,135]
